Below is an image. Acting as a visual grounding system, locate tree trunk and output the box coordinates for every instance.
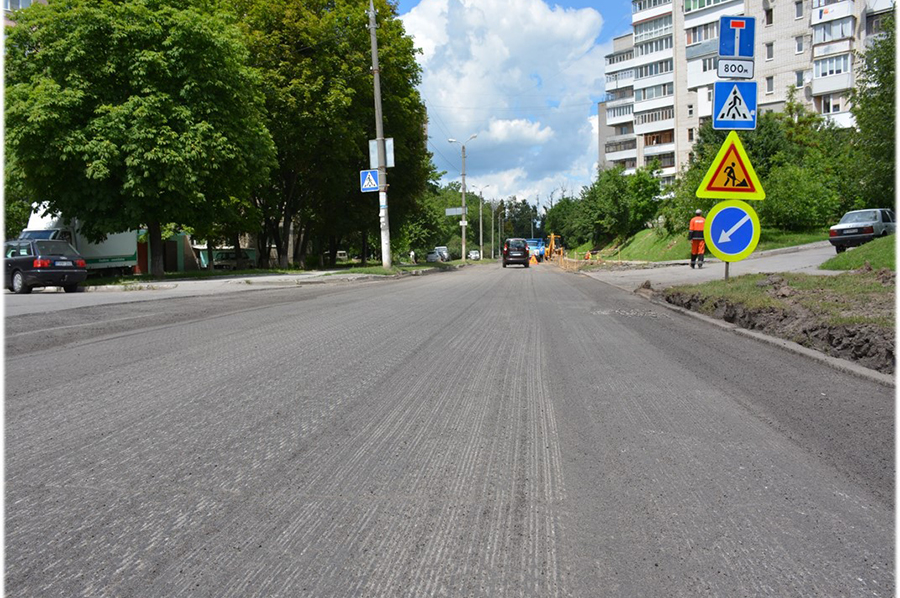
[297,222,310,269]
[361,230,368,266]
[147,221,165,278]
[232,232,243,270]
[207,240,216,272]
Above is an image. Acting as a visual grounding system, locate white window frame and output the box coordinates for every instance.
[765,42,774,60]
[795,36,804,53]
[795,1,804,19]
[766,76,774,94]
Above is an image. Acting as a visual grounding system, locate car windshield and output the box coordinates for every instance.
[35,240,80,257]
[20,230,57,240]
[509,240,527,249]
[840,211,878,224]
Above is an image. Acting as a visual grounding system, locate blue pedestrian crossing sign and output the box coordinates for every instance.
[719,16,755,59]
[360,169,380,193]
[713,81,757,130]
[704,200,760,262]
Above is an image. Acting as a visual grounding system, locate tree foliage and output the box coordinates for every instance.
[5,0,276,275]
[851,12,895,206]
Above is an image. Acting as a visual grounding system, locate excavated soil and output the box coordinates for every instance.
[660,268,895,375]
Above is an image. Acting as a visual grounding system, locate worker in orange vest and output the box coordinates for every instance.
[689,209,706,269]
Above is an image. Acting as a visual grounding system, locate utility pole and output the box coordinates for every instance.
[449,134,477,262]
[368,0,390,269]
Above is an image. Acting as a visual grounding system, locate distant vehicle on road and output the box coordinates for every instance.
[196,248,257,270]
[434,246,451,262]
[336,250,349,261]
[468,250,480,260]
[502,238,530,268]
[829,209,895,253]
[20,206,137,277]
[526,238,544,262]
[426,251,441,263]
[5,239,87,294]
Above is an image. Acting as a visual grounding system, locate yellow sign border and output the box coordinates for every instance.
[696,131,765,200]
[703,200,761,262]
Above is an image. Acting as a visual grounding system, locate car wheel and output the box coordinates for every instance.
[63,284,80,293]
[12,271,31,294]
[524,262,530,268]
[835,246,846,254]
[502,262,507,268]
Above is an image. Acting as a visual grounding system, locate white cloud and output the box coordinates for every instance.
[401,0,611,207]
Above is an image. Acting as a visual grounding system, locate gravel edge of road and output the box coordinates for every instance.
[593,276,896,389]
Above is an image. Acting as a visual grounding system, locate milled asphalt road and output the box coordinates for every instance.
[5,263,894,597]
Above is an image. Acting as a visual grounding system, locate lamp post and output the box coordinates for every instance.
[449,134,477,262]
[471,184,490,260]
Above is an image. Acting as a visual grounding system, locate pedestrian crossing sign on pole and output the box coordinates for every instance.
[713,81,757,130]
[360,169,380,193]
[696,131,765,200]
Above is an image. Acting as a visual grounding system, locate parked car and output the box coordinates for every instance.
[434,246,451,262]
[5,239,87,294]
[425,251,441,263]
[829,209,896,253]
[502,238,530,268]
[468,250,480,260]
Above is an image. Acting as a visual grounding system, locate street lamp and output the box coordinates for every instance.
[449,134,477,261]
[471,184,490,260]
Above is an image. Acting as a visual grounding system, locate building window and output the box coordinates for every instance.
[795,70,805,86]
[636,36,674,56]
[616,125,632,135]
[644,130,675,146]
[701,57,717,72]
[765,8,773,25]
[813,17,854,44]
[765,43,774,60]
[607,105,634,119]
[795,36,804,53]
[867,13,886,35]
[688,128,695,142]
[635,59,674,79]
[632,0,671,13]
[688,104,694,117]
[766,76,774,93]
[821,94,841,113]
[684,0,731,13]
[795,1,803,18]
[4,0,31,8]
[814,54,850,78]
[634,15,673,43]
[650,152,676,168]
[606,51,634,66]
[707,88,712,101]
[634,106,675,125]
[685,21,719,45]
[606,139,638,153]
[634,82,674,102]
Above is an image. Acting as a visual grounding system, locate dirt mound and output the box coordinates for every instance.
[664,284,895,375]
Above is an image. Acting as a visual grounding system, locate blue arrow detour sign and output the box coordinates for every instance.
[703,200,760,262]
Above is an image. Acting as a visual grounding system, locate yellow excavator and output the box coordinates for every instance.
[544,234,564,260]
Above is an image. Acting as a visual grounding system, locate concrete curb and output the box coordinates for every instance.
[590,274,895,389]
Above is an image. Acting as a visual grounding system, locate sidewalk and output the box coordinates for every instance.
[581,241,838,292]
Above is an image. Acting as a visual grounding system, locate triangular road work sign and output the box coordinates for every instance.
[696,131,765,200]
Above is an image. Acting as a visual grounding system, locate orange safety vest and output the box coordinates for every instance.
[689,216,705,240]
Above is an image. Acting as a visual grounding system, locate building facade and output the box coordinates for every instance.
[599,0,893,180]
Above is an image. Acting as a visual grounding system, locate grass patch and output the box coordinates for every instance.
[819,235,896,271]
[666,271,894,329]
[584,227,829,263]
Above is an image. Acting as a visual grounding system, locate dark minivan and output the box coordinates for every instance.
[5,239,87,294]
[502,238,530,268]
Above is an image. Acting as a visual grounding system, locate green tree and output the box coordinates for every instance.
[229,0,431,267]
[5,0,275,276]
[851,12,895,206]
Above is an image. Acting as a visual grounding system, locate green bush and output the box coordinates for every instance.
[757,163,841,230]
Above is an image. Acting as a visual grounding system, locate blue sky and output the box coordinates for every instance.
[394,0,633,207]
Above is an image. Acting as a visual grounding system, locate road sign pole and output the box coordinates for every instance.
[725,262,730,281]
[368,0,391,269]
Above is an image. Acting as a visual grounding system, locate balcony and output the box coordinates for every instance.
[606,95,635,108]
[825,111,855,128]
[811,0,854,25]
[606,148,639,162]
[643,142,675,156]
[812,72,854,95]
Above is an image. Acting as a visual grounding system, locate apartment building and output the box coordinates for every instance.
[599,0,894,179]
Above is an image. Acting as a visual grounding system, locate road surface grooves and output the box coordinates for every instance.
[5,265,893,596]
